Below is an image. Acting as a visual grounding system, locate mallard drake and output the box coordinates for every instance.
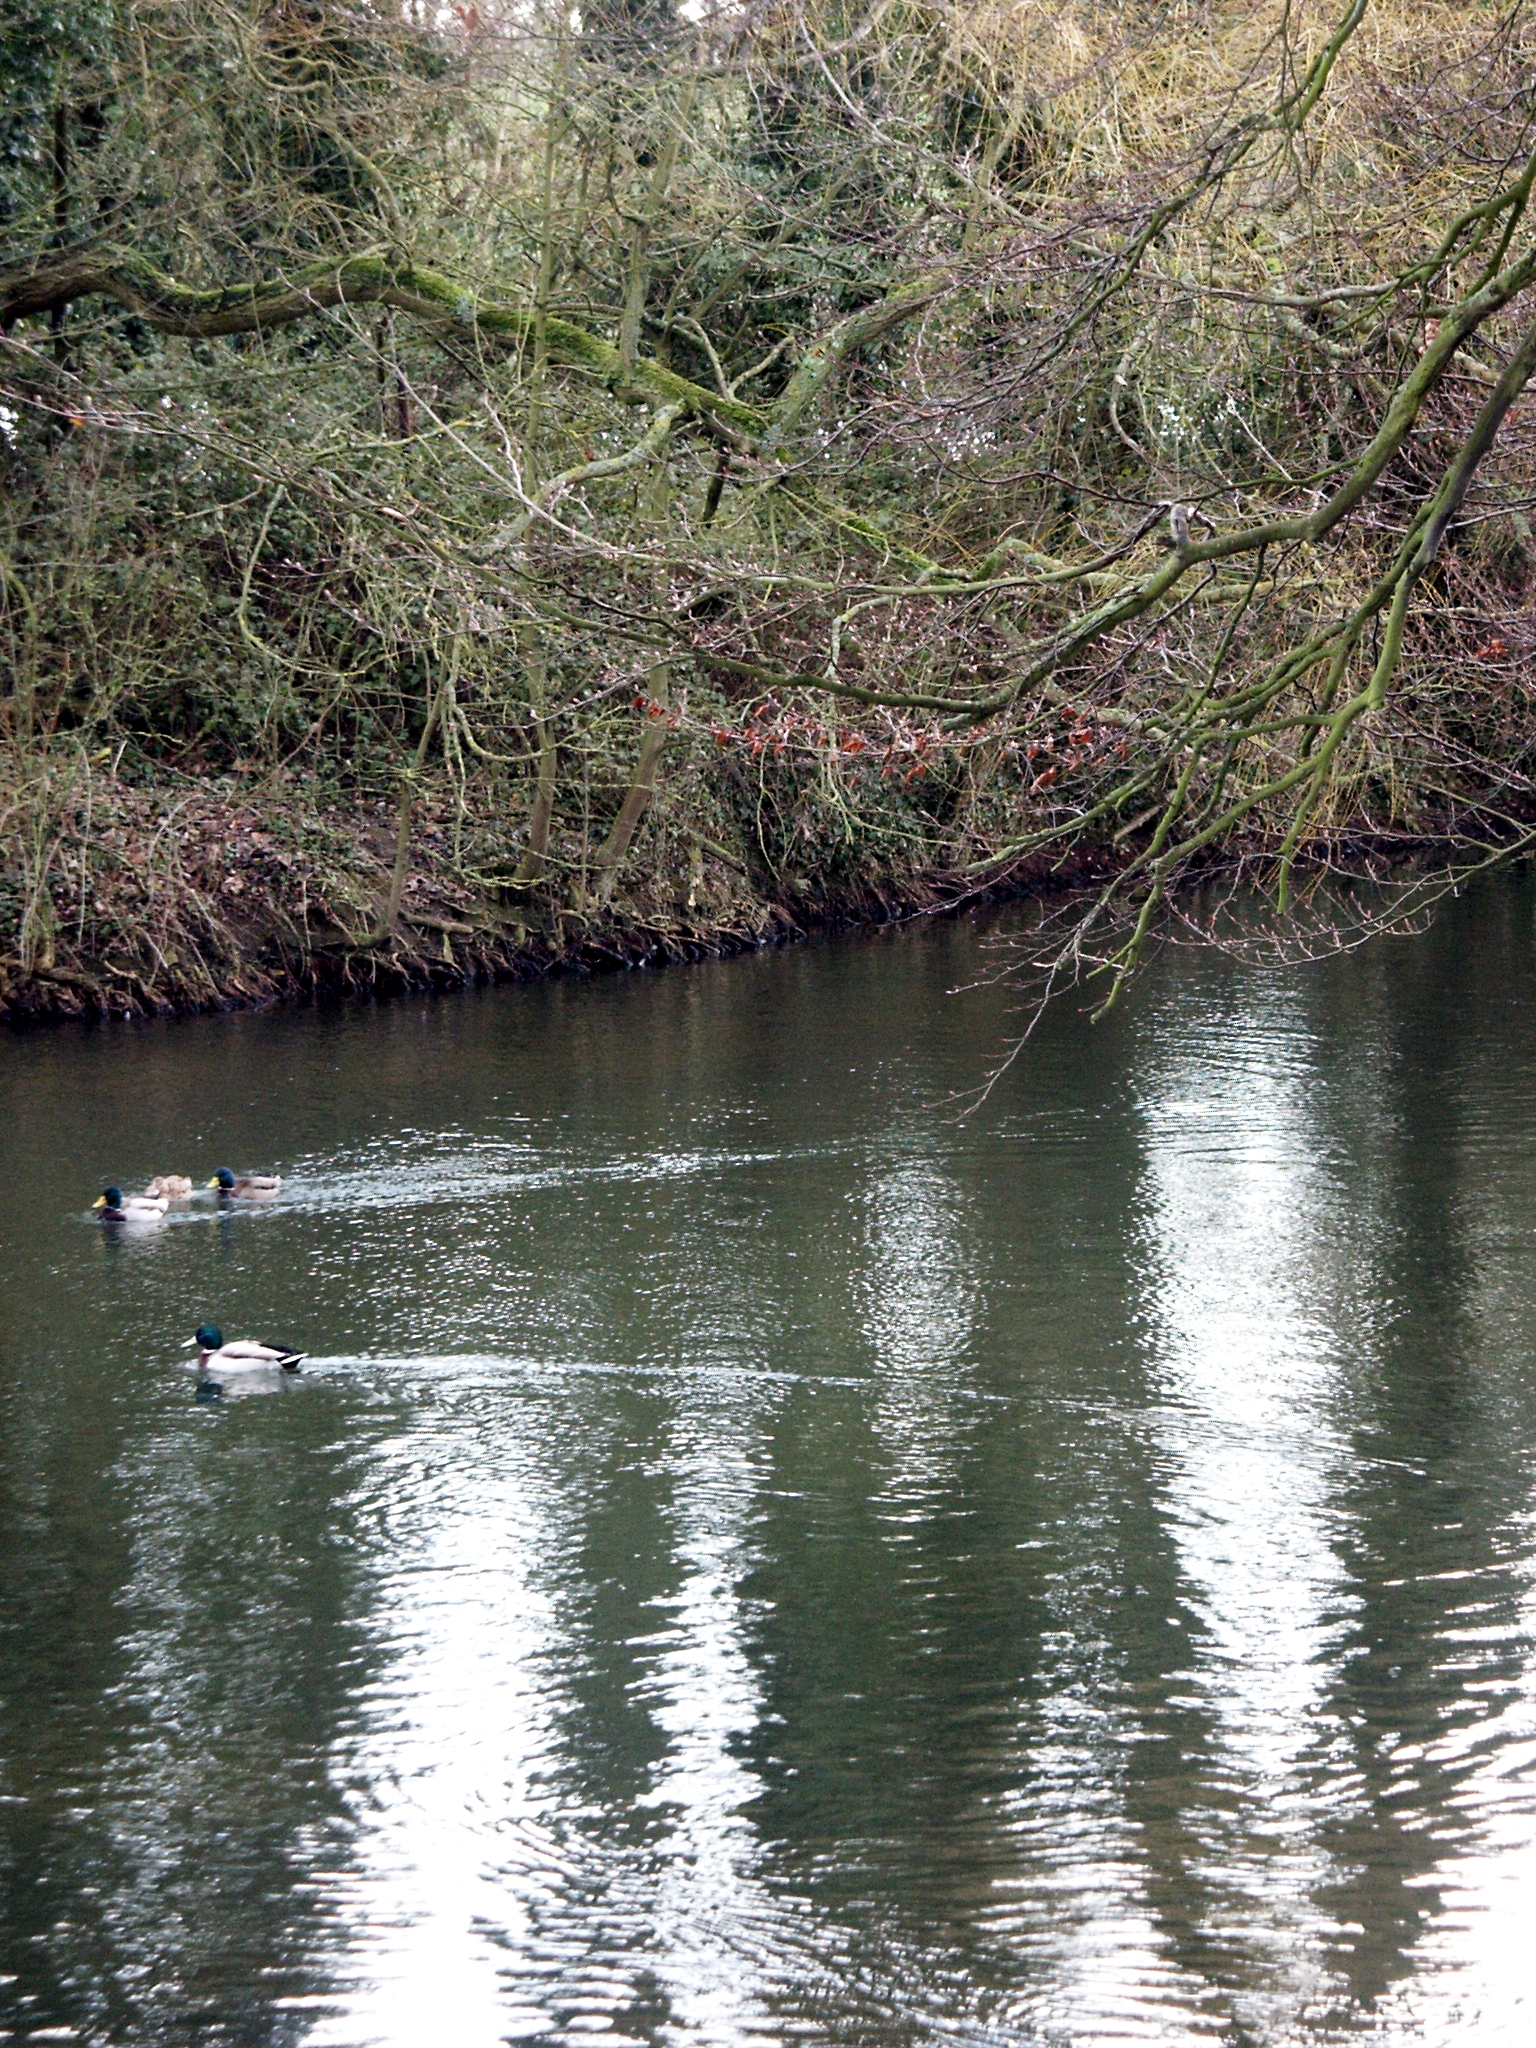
[93,1186,167,1222]
[144,1175,194,1200]
[190,1323,305,1372]
[207,1169,282,1197]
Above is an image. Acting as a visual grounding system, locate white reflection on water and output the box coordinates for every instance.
[624,1408,780,2042]
[862,1162,975,1380]
[1136,1003,1362,2035]
[1353,1099,1536,2046]
[861,1160,982,1500]
[1372,1651,1536,2043]
[302,1366,796,2048]
[985,1696,1226,2045]
[858,1161,1220,2043]
[305,1393,566,2045]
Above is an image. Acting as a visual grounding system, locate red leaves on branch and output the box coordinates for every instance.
[684,684,1122,802]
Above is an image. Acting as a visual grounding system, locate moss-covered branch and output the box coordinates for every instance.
[0,247,765,432]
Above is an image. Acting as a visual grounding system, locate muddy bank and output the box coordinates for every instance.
[0,771,1078,1024]
[6,757,1513,1029]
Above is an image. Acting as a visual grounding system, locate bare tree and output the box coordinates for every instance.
[5,0,1536,1010]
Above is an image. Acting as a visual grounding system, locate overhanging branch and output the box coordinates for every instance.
[0,246,764,432]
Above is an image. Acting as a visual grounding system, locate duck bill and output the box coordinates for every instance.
[91,1196,107,1210]
[205,1176,222,1189]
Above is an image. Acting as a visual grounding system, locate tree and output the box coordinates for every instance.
[4,0,1536,1011]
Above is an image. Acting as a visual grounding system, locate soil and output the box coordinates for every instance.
[0,773,1082,1024]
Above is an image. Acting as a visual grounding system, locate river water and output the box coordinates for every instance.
[3,882,1536,2047]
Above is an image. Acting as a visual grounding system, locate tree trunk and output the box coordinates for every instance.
[513,623,558,886]
[593,663,669,901]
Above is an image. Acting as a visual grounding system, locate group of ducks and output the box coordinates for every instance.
[90,1170,305,1376]
[92,1169,282,1222]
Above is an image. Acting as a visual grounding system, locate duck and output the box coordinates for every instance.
[189,1323,305,1372]
[144,1175,194,1200]
[207,1169,282,1197]
[93,1186,168,1222]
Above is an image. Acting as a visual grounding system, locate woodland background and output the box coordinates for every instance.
[4,0,1536,1015]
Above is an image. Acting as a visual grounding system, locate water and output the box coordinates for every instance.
[3,881,1536,2047]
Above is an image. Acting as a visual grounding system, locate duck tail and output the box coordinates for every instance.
[276,1349,306,1372]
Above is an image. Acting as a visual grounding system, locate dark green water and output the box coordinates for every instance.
[4,884,1536,2047]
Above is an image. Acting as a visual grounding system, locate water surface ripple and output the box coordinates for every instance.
[4,883,1536,2044]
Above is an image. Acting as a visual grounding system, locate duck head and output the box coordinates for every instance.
[208,1170,236,1191]
[93,1188,126,1216]
[192,1323,223,1353]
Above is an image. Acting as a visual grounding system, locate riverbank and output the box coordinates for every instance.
[5,752,1514,1028]
[0,765,1081,1024]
